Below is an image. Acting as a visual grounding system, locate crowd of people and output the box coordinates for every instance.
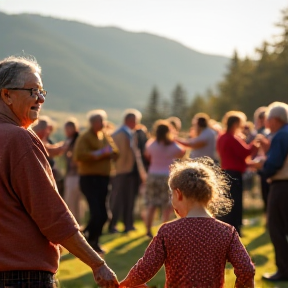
[1,55,288,288]
[36,98,288,284]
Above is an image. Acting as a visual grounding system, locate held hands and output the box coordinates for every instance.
[254,134,271,152]
[246,155,266,170]
[93,262,119,288]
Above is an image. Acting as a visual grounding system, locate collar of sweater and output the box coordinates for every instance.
[0,98,22,127]
[0,98,49,157]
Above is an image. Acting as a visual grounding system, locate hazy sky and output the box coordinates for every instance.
[0,0,287,58]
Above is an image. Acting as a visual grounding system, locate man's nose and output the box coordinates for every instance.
[36,94,45,103]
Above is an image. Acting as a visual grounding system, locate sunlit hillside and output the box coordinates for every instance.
[0,12,229,118]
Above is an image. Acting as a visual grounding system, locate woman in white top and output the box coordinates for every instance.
[177,113,217,160]
[144,120,186,237]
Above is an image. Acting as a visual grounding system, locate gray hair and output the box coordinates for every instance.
[87,109,107,123]
[123,108,142,123]
[0,56,41,90]
[266,102,288,124]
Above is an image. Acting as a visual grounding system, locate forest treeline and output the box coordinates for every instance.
[142,7,288,129]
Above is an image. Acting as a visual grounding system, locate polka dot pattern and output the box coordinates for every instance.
[123,218,255,288]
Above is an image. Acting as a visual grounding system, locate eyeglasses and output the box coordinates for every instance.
[7,88,47,99]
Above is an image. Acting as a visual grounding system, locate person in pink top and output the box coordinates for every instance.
[144,120,185,237]
[120,157,255,288]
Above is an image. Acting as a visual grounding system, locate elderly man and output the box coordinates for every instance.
[109,109,142,233]
[258,102,288,282]
[0,56,118,288]
[73,110,119,253]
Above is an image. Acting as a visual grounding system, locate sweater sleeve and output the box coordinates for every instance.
[188,130,209,145]
[227,229,255,288]
[121,227,166,287]
[11,143,79,244]
[73,132,94,162]
[263,131,288,178]
[105,133,119,155]
[230,136,254,160]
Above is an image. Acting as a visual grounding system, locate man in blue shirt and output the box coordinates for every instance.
[260,103,288,282]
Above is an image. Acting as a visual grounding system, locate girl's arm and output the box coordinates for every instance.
[120,228,166,287]
[227,229,255,288]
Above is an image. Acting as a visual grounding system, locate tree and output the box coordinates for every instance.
[142,7,288,125]
[187,95,207,121]
[159,98,170,119]
[142,86,162,129]
[170,84,189,128]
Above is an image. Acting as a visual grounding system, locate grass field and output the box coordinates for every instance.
[57,214,288,288]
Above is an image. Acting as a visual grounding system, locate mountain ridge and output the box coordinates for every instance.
[0,12,230,116]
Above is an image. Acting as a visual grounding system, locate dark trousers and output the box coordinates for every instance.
[109,172,138,231]
[260,173,270,212]
[267,181,288,276]
[80,175,110,243]
[0,271,57,288]
[218,170,243,235]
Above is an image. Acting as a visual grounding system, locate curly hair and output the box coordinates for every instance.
[168,157,233,216]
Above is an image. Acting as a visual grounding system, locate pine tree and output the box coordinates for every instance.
[170,84,189,127]
[142,86,162,129]
[160,99,170,119]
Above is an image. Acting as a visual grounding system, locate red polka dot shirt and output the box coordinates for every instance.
[121,218,255,288]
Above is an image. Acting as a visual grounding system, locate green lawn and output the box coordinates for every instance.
[57,216,287,288]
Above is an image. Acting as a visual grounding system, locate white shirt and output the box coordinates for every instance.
[189,128,216,159]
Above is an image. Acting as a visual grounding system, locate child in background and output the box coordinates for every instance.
[120,157,255,288]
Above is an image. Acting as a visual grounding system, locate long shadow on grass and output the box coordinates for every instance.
[100,232,123,243]
[244,231,270,267]
[104,236,152,277]
[261,280,288,288]
[251,254,268,266]
[59,273,97,288]
[59,235,153,288]
[245,231,270,252]
[60,253,75,263]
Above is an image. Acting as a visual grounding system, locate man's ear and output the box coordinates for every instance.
[0,89,12,105]
[175,189,183,201]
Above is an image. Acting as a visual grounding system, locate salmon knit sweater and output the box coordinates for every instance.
[0,100,79,273]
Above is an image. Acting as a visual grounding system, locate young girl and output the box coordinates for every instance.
[120,157,255,288]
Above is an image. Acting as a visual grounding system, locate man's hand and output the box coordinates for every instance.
[60,232,118,287]
[93,263,119,288]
